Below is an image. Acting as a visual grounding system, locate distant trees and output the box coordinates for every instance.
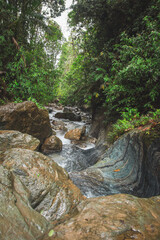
[1,0,160,116]
[56,0,160,120]
[0,0,65,104]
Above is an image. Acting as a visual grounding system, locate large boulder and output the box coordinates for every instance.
[1,161,160,240]
[50,194,160,240]
[70,124,160,198]
[41,135,62,154]
[1,148,84,221]
[0,130,40,153]
[0,165,50,240]
[65,126,86,141]
[0,120,160,240]
[0,101,52,144]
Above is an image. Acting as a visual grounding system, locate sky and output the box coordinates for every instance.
[54,0,73,40]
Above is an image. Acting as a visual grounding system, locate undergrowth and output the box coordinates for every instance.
[108,108,160,143]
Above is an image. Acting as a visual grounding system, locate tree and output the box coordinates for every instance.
[0,0,65,68]
[0,0,65,104]
[56,0,160,119]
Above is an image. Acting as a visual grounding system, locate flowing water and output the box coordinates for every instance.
[47,106,101,173]
[46,105,160,199]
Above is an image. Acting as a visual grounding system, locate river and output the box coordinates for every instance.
[47,105,103,174]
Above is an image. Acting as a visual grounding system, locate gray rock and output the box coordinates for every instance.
[0,165,50,240]
[52,120,67,131]
[1,148,84,221]
[49,144,106,172]
[70,129,160,198]
[0,130,40,153]
[55,112,81,121]
[63,107,73,113]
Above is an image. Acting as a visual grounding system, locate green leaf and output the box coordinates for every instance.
[48,229,55,237]
[96,68,106,73]
[94,73,103,81]
[40,210,44,215]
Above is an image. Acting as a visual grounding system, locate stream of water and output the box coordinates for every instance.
[47,106,98,173]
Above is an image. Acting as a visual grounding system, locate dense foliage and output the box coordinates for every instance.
[56,0,160,122]
[1,0,160,129]
[0,0,64,104]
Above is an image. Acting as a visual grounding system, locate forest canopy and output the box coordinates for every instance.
[0,0,64,103]
[0,0,160,125]
[57,0,160,119]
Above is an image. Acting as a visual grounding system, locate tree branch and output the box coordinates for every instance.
[12,37,26,67]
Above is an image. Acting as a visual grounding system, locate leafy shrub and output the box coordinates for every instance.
[108,108,160,143]
[103,15,160,118]
[6,47,58,105]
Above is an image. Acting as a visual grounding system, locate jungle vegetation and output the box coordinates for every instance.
[0,0,64,103]
[1,0,160,131]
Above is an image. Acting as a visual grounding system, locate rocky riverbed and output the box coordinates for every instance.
[0,101,160,240]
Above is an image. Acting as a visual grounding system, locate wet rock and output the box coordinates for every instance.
[47,103,63,110]
[88,137,97,144]
[55,112,81,121]
[63,107,73,113]
[51,194,160,240]
[65,126,86,141]
[51,129,56,135]
[41,135,62,154]
[70,136,97,148]
[52,120,65,126]
[49,144,106,172]
[47,107,53,113]
[0,130,40,153]
[0,101,52,144]
[63,106,81,116]
[70,126,160,198]
[71,140,87,148]
[0,165,50,240]
[52,120,67,131]
[1,148,84,221]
